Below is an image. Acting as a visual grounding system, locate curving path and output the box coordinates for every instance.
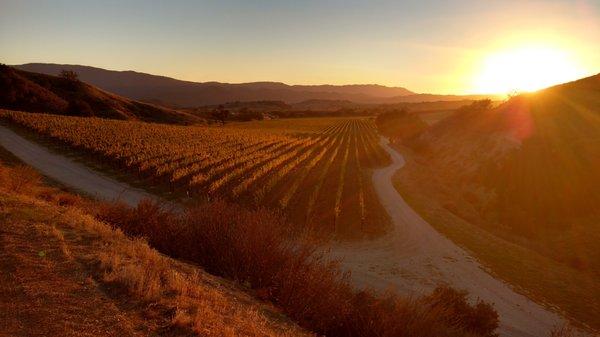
[329,137,572,337]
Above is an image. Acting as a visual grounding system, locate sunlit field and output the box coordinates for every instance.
[226,117,354,133]
[1,111,391,238]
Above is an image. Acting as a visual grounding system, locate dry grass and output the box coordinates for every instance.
[0,164,310,337]
[69,205,308,337]
[93,198,499,337]
[0,162,500,337]
[92,231,302,337]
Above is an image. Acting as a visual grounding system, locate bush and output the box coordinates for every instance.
[549,325,576,337]
[93,199,499,337]
[234,108,264,121]
[375,108,427,143]
[422,285,499,337]
[59,70,79,82]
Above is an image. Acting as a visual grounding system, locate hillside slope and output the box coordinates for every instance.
[410,75,600,241]
[0,65,201,124]
[14,63,495,106]
[0,171,307,336]
[0,156,503,337]
[393,75,600,328]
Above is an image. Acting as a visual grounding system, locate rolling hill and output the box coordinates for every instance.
[13,63,496,107]
[0,65,201,124]
[0,163,308,337]
[391,74,600,328]
[404,73,600,272]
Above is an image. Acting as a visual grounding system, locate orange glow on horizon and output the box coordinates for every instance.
[470,45,589,95]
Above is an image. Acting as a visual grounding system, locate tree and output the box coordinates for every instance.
[237,107,263,121]
[375,108,427,143]
[59,69,79,82]
[211,105,230,125]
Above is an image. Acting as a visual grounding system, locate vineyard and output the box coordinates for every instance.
[1,111,391,238]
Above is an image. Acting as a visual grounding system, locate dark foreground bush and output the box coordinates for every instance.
[423,285,499,337]
[93,199,499,337]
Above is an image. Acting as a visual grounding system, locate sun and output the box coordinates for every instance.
[471,46,587,94]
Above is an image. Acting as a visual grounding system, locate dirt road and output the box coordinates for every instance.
[0,125,577,336]
[329,137,572,337]
[0,125,155,207]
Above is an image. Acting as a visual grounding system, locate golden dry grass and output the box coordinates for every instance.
[92,198,499,337]
[0,166,310,337]
[0,161,501,337]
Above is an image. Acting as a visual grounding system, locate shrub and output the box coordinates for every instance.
[210,105,230,125]
[375,108,427,143]
[549,325,575,337]
[93,199,180,254]
[59,69,79,82]
[422,285,499,337]
[93,199,499,337]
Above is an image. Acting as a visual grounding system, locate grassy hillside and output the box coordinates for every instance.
[0,157,501,337]
[0,166,308,337]
[0,64,201,124]
[410,76,600,259]
[393,75,600,329]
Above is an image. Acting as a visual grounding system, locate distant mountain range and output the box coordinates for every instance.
[13,63,497,107]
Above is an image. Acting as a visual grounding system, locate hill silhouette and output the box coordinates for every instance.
[0,65,200,124]
[14,63,495,107]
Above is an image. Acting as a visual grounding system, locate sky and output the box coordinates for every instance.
[1,0,599,94]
